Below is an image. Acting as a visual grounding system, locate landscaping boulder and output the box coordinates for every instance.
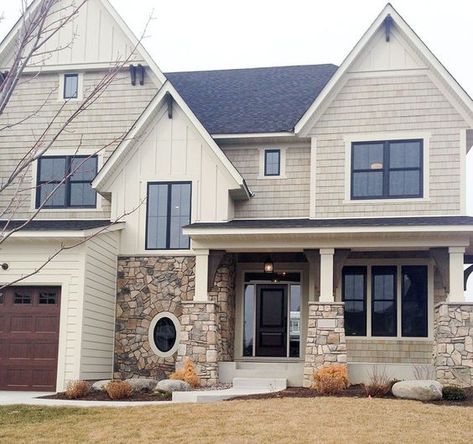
[91,380,111,392]
[155,379,190,393]
[392,380,443,401]
[126,378,159,392]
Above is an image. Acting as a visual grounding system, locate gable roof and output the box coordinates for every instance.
[295,3,473,135]
[0,0,166,84]
[92,80,251,198]
[166,64,338,135]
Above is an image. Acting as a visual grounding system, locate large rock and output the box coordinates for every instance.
[155,379,190,393]
[91,380,111,392]
[126,378,159,392]
[392,380,443,401]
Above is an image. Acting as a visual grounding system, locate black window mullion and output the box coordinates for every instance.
[383,141,389,197]
[65,156,72,207]
[166,183,172,249]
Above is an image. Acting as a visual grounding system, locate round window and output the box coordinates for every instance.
[148,312,180,357]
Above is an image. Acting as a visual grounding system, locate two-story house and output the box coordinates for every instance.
[1,1,473,392]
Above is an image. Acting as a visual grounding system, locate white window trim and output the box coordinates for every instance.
[58,72,83,102]
[343,131,431,204]
[258,147,287,179]
[30,151,103,212]
[341,258,434,340]
[148,312,181,358]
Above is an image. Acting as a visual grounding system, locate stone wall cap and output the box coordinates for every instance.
[435,302,473,308]
[181,301,217,305]
[308,302,345,306]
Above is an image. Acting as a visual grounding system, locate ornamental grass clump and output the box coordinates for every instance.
[64,380,90,399]
[170,357,201,388]
[363,366,392,398]
[311,364,349,395]
[105,380,133,400]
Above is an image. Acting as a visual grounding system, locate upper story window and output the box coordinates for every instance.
[264,149,281,176]
[351,139,423,199]
[63,73,79,99]
[342,265,428,338]
[36,155,98,209]
[146,182,191,250]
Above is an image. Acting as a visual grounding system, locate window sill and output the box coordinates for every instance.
[343,197,430,205]
[346,336,433,341]
[257,175,287,180]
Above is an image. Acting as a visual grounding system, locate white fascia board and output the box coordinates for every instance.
[184,224,473,237]
[212,132,295,139]
[295,3,473,135]
[93,81,250,197]
[8,221,125,239]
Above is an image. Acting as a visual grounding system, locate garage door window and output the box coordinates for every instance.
[14,292,31,304]
[39,292,57,304]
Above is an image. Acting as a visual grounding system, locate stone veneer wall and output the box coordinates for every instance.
[433,303,473,387]
[303,302,347,387]
[114,256,195,379]
[209,254,236,362]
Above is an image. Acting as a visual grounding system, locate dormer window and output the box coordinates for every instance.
[264,149,281,176]
[351,139,423,199]
[63,73,79,99]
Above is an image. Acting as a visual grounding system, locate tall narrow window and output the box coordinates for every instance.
[342,267,367,336]
[264,149,280,176]
[351,139,422,199]
[146,182,191,250]
[372,266,397,337]
[402,266,428,337]
[36,156,97,208]
[289,284,301,357]
[243,284,255,357]
[63,74,79,99]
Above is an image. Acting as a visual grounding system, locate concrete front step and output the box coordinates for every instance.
[172,377,287,403]
[232,377,287,391]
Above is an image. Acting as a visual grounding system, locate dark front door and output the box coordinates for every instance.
[0,286,61,391]
[256,286,287,357]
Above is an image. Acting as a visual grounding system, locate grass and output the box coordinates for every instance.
[0,397,472,443]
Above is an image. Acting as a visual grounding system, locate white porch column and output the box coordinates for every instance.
[319,248,335,302]
[448,246,465,302]
[194,249,209,301]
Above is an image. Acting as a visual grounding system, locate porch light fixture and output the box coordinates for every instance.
[264,256,274,273]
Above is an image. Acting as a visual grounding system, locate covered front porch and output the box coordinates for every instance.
[182,217,473,387]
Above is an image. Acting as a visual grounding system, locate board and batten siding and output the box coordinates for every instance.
[0,70,157,220]
[80,231,119,380]
[108,102,237,255]
[309,74,468,218]
[222,144,311,218]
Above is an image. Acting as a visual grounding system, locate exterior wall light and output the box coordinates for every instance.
[264,256,274,273]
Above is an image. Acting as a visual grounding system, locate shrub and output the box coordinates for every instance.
[311,364,349,395]
[105,380,133,400]
[442,386,467,401]
[170,357,201,388]
[65,380,90,399]
[363,367,392,398]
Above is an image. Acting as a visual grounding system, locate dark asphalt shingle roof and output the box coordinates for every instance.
[0,220,113,231]
[186,216,473,230]
[165,64,338,134]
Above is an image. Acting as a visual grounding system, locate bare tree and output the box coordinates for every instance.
[0,0,153,285]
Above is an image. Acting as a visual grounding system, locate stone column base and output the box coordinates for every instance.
[434,303,473,387]
[303,302,346,387]
[177,301,219,386]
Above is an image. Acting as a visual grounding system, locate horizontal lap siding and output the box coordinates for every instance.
[80,231,119,379]
[0,71,157,220]
[310,74,467,218]
[223,146,311,218]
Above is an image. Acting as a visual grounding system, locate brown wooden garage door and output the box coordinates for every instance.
[0,287,61,391]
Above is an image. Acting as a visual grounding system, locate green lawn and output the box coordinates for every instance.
[0,397,472,443]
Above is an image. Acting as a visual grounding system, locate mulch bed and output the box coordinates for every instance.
[40,391,172,402]
[229,385,473,406]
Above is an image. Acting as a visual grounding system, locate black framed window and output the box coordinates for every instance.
[64,74,79,99]
[146,182,191,250]
[402,266,428,337]
[372,266,397,337]
[36,155,97,209]
[342,267,367,336]
[351,139,422,199]
[264,149,280,176]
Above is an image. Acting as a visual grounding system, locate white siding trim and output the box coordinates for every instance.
[309,137,317,219]
[460,128,467,214]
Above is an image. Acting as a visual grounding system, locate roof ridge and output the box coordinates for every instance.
[165,63,338,75]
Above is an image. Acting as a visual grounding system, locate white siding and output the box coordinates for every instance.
[222,144,311,218]
[80,231,119,380]
[109,102,237,255]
